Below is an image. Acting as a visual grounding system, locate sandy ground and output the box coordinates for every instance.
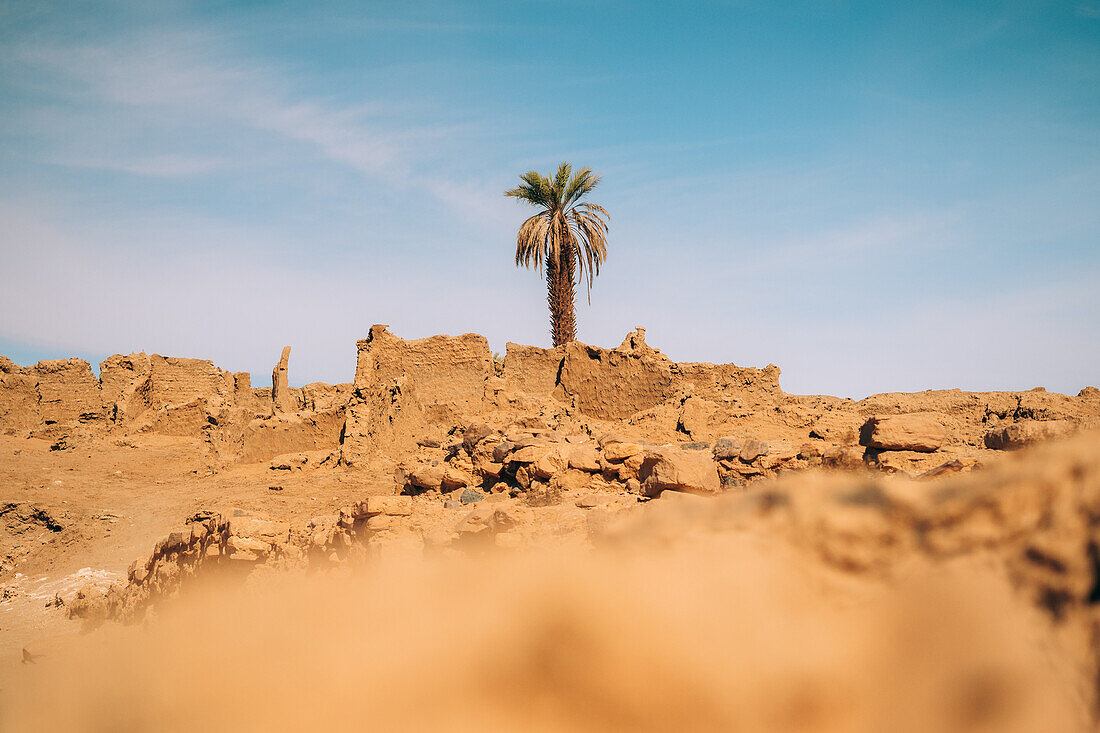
[0,433,393,662]
[2,430,1100,731]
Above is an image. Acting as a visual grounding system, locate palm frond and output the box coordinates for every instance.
[574,201,610,221]
[505,170,554,208]
[552,162,571,204]
[564,168,600,206]
[516,213,550,271]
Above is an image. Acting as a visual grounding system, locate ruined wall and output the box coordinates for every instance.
[354,325,492,415]
[99,353,153,421]
[675,362,783,401]
[146,356,234,407]
[340,378,430,466]
[1,357,107,430]
[557,340,677,420]
[238,410,348,464]
[502,343,565,397]
[100,353,236,421]
[300,382,355,413]
[4,329,787,438]
[33,359,104,423]
[0,357,40,431]
[503,329,783,420]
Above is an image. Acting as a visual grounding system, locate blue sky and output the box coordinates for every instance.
[1,0,1097,397]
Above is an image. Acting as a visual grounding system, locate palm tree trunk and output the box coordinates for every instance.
[547,225,577,346]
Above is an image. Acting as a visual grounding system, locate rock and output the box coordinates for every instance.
[822,446,865,469]
[859,414,945,452]
[798,443,823,459]
[442,466,474,490]
[575,493,614,508]
[366,515,395,531]
[491,441,515,462]
[532,446,568,479]
[598,433,628,448]
[228,517,290,544]
[567,445,602,472]
[507,445,549,464]
[460,489,484,504]
[808,415,862,443]
[639,448,720,496]
[443,500,461,509]
[984,420,1076,450]
[514,465,532,489]
[462,423,493,451]
[603,442,643,462]
[918,460,966,479]
[523,481,563,507]
[353,496,413,518]
[455,505,518,536]
[475,458,504,479]
[409,463,446,490]
[226,535,268,559]
[713,437,742,461]
[868,450,923,475]
[511,434,546,449]
[738,440,768,462]
[758,442,798,469]
[681,441,710,451]
[618,452,646,482]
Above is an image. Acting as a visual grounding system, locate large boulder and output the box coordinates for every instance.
[638,448,721,496]
[859,414,944,452]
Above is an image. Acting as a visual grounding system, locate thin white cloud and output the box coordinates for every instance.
[9,31,503,216]
[52,154,224,178]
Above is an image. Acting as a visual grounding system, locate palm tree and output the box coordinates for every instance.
[505,163,610,346]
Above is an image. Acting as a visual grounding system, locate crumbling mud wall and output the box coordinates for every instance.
[506,328,784,421]
[99,353,237,425]
[556,339,677,419]
[676,361,783,402]
[0,357,105,430]
[354,325,493,417]
[237,410,348,464]
[3,328,1098,472]
[34,359,105,424]
[501,343,565,397]
[0,357,41,431]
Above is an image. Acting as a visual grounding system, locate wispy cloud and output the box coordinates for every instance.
[8,30,505,220]
[52,153,224,178]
